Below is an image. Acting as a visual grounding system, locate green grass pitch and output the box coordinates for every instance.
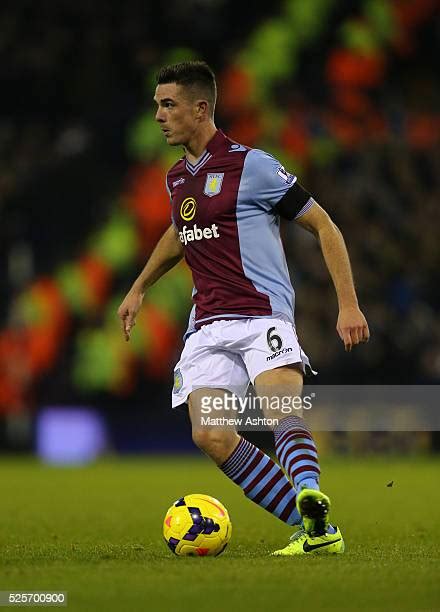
[1,454,439,611]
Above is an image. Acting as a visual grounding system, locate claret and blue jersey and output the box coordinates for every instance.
[165,130,314,337]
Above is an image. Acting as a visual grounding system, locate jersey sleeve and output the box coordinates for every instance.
[241,149,297,210]
[240,149,313,219]
[165,173,176,226]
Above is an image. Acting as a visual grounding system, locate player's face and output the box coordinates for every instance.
[154,83,199,147]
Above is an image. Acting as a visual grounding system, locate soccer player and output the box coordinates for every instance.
[118,61,369,555]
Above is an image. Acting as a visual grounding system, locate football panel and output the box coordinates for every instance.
[163,504,194,540]
[186,494,229,521]
[195,532,225,556]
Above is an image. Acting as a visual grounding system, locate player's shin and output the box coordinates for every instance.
[220,436,301,526]
[273,414,321,492]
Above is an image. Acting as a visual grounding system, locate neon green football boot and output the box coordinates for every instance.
[272,489,344,556]
[271,525,344,556]
[297,488,331,537]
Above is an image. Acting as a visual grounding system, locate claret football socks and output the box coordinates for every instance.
[220,436,302,526]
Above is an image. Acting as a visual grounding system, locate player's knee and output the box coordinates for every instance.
[192,427,223,451]
[191,427,237,456]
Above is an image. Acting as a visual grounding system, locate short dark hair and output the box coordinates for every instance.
[156,61,217,115]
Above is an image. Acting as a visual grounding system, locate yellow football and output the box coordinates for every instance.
[163,493,232,556]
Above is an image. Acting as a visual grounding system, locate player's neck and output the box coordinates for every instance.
[184,123,217,164]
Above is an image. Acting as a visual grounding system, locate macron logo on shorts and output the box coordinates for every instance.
[179,224,220,246]
[266,347,293,361]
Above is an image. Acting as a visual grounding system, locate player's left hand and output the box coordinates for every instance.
[336,306,370,352]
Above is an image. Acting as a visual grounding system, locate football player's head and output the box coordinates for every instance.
[154,61,217,146]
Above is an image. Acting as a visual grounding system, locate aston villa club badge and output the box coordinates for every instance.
[204,173,224,197]
[173,369,183,393]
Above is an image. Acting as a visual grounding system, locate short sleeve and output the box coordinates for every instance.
[165,174,175,226]
[165,174,172,202]
[239,149,298,212]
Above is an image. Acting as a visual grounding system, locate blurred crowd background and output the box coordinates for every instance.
[1,0,439,457]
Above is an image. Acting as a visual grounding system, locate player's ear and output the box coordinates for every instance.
[195,100,209,120]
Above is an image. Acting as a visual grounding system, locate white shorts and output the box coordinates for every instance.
[171,318,315,408]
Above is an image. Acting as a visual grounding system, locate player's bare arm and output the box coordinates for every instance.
[295,202,370,352]
[117,224,184,341]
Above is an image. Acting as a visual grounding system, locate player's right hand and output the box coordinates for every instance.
[117,286,145,341]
